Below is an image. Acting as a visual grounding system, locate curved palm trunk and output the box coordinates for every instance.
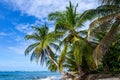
[93,17,120,66]
[46,46,79,79]
[47,51,76,78]
[47,54,58,67]
[45,46,59,67]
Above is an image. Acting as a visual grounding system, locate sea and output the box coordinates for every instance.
[0,71,62,80]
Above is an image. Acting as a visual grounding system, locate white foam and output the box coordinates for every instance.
[39,75,62,80]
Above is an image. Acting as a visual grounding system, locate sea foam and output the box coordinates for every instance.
[39,75,62,80]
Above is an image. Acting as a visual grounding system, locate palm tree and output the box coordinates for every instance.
[79,0,120,66]
[102,38,120,73]
[25,24,59,71]
[48,1,95,77]
[99,0,120,6]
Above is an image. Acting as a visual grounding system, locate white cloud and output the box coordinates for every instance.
[15,23,34,34]
[8,40,34,55]
[0,32,14,36]
[77,0,98,11]
[15,36,23,41]
[15,18,54,34]
[8,46,25,54]
[3,0,98,19]
[4,0,98,34]
[0,32,8,36]
[0,14,5,19]
[8,42,25,54]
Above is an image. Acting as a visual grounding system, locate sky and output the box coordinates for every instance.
[0,0,98,71]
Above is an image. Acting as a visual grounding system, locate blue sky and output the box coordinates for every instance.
[0,0,97,71]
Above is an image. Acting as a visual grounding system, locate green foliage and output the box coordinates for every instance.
[102,45,120,74]
[46,56,58,72]
[24,0,120,76]
[99,0,120,6]
[64,51,78,72]
[24,24,59,72]
[58,43,68,72]
[48,1,96,74]
[82,41,96,71]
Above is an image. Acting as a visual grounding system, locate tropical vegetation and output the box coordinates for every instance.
[25,0,120,80]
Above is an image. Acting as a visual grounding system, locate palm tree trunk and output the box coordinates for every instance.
[47,52,77,79]
[46,47,77,78]
[93,17,120,66]
[45,47,59,67]
[47,54,58,67]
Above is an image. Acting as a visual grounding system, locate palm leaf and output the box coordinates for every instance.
[77,5,120,27]
[73,41,82,66]
[99,0,120,6]
[93,19,120,66]
[25,34,41,41]
[25,42,40,55]
[87,12,120,40]
[58,43,68,72]
[49,43,61,53]
[46,58,58,72]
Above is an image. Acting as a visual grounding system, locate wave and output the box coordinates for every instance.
[39,75,62,80]
[0,71,61,80]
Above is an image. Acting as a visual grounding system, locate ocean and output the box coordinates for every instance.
[0,71,62,80]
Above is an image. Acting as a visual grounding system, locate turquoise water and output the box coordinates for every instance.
[0,71,61,80]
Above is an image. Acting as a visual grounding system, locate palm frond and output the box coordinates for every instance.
[25,34,41,41]
[58,43,68,72]
[55,21,73,31]
[47,46,55,59]
[77,5,120,27]
[46,58,58,72]
[96,5,120,16]
[49,43,61,53]
[78,30,88,38]
[73,41,82,66]
[82,41,96,69]
[99,0,120,6]
[25,24,57,66]
[32,25,48,39]
[93,19,120,66]
[30,48,45,65]
[41,32,59,49]
[32,46,43,63]
[77,9,97,27]
[87,12,120,40]
[25,42,40,55]
[66,1,78,26]
[64,51,77,72]
[48,11,65,21]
